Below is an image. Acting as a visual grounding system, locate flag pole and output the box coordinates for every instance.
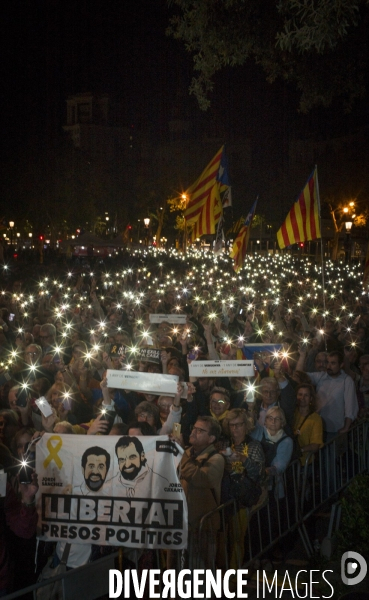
[315,165,327,352]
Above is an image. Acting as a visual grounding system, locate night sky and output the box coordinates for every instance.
[1,0,369,226]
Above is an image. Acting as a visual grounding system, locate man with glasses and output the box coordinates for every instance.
[256,376,295,436]
[23,344,42,367]
[257,378,281,426]
[180,416,224,567]
[13,344,54,386]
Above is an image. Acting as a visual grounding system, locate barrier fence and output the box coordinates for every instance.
[198,418,369,569]
[3,419,368,599]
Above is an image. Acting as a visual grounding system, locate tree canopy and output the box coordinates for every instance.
[167,0,369,112]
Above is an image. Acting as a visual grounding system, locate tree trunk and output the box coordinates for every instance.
[330,230,340,260]
[155,207,166,247]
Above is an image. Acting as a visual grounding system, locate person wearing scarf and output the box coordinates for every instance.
[251,406,293,499]
[251,406,294,560]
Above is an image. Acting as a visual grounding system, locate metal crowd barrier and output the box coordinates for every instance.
[195,419,369,568]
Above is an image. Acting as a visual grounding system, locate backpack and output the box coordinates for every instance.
[202,450,262,510]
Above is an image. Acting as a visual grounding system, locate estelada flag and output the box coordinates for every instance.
[277,167,321,249]
[184,146,225,237]
[229,199,258,272]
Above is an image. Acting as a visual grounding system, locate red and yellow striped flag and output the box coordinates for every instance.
[363,244,369,289]
[184,147,224,237]
[277,167,321,249]
[229,199,258,272]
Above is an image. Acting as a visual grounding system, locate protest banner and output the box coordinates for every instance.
[138,347,161,364]
[109,345,162,365]
[149,314,187,324]
[106,369,179,396]
[36,434,187,549]
[188,360,254,378]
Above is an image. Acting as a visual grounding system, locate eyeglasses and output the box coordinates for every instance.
[137,412,152,420]
[211,399,226,405]
[192,426,209,434]
[229,422,245,429]
[265,416,282,423]
[262,389,278,396]
[25,351,38,356]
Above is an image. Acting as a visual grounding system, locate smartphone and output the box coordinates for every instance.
[173,423,181,437]
[19,442,36,484]
[8,314,15,322]
[16,387,29,408]
[187,349,198,361]
[62,396,73,411]
[100,408,115,434]
[35,396,54,418]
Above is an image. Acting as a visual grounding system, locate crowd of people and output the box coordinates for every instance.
[0,247,368,594]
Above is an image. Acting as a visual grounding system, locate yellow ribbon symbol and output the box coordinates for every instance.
[43,436,63,469]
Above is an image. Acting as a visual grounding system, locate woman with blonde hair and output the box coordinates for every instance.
[251,405,293,493]
[45,381,82,424]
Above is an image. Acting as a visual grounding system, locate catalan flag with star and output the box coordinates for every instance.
[277,167,321,249]
[229,198,258,272]
[184,146,226,240]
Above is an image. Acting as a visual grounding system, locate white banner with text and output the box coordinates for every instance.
[36,434,187,549]
[149,314,187,324]
[107,369,179,396]
[189,360,254,378]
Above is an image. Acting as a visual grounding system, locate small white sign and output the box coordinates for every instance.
[107,369,179,396]
[189,360,254,378]
[149,314,187,324]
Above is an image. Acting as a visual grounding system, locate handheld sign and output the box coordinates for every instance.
[107,369,179,397]
[189,360,254,378]
[149,314,187,324]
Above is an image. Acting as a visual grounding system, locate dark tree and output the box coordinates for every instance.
[167,0,369,112]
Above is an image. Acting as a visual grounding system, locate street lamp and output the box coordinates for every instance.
[9,221,14,248]
[181,195,188,253]
[144,218,150,246]
[345,219,353,263]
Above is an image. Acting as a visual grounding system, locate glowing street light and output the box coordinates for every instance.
[9,221,14,248]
